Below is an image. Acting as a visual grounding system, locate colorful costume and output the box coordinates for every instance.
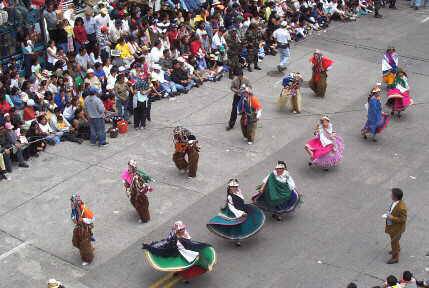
[207,179,265,245]
[305,117,344,169]
[143,221,216,284]
[386,70,413,116]
[362,88,390,140]
[70,194,95,266]
[172,126,200,178]
[237,87,262,144]
[121,160,153,223]
[382,48,399,88]
[278,72,303,113]
[252,162,301,220]
[309,50,333,98]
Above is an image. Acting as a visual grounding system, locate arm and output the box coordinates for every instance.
[389,206,407,224]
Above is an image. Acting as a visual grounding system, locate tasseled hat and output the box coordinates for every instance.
[275,161,287,169]
[227,179,240,187]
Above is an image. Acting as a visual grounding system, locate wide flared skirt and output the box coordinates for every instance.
[207,204,266,240]
[387,89,413,112]
[253,189,301,214]
[144,246,216,274]
[305,137,334,160]
[362,113,390,135]
[310,135,344,169]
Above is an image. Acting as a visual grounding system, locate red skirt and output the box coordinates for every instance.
[305,137,334,160]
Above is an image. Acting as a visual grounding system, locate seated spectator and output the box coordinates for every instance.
[1,122,29,169]
[150,64,178,97]
[26,120,47,157]
[85,69,102,91]
[385,275,401,288]
[400,271,417,288]
[50,108,83,144]
[75,48,92,72]
[23,99,37,125]
[37,114,58,145]
[170,60,196,93]
[72,108,90,140]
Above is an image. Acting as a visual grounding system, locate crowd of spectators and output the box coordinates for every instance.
[347,270,429,288]
[0,0,377,180]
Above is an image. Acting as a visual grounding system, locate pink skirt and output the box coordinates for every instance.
[305,137,334,160]
[311,136,344,169]
[387,89,412,112]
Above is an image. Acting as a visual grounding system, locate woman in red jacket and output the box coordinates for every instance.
[73,17,88,53]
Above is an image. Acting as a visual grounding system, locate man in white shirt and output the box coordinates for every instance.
[211,28,227,52]
[94,7,110,30]
[75,48,92,71]
[149,40,164,63]
[273,21,292,72]
[151,64,177,97]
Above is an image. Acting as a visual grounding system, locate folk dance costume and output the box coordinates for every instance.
[252,161,301,221]
[386,69,413,118]
[143,221,216,284]
[70,194,95,266]
[362,84,390,141]
[309,50,334,98]
[237,86,262,145]
[278,72,303,113]
[382,47,399,89]
[172,126,200,178]
[207,179,265,246]
[121,160,153,223]
[305,116,344,170]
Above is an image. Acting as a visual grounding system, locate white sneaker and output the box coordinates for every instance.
[138,219,142,223]
[82,262,89,266]
[248,141,253,145]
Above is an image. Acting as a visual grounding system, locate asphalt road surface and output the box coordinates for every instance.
[1,3,428,288]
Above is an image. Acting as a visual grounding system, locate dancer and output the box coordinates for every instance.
[121,160,153,223]
[70,194,95,266]
[207,179,265,246]
[237,86,262,145]
[362,84,390,141]
[278,72,303,113]
[252,161,302,221]
[172,126,200,178]
[305,116,344,170]
[382,47,399,89]
[386,69,413,118]
[143,221,216,286]
[309,50,334,98]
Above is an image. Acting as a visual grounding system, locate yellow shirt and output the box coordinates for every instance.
[115,42,132,59]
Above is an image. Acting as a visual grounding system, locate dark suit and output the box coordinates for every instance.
[385,200,407,260]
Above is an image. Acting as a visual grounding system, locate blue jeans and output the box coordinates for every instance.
[278,48,290,68]
[88,118,106,145]
[413,0,428,6]
[160,82,177,94]
[174,80,195,92]
[116,98,129,120]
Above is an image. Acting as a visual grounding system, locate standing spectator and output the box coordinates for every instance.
[114,72,131,121]
[22,40,34,79]
[83,8,97,48]
[75,48,91,71]
[46,40,58,71]
[245,23,262,72]
[73,17,89,53]
[43,3,58,40]
[94,7,110,30]
[273,21,291,72]
[384,188,407,264]
[226,68,252,131]
[84,87,107,146]
[133,79,151,130]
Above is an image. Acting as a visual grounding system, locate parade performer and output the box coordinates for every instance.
[143,221,216,285]
[70,194,95,266]
[207,179,265,246]
[226,68,252,131]
[121,160,153,223]
[172,126,200,178]
[237,86,262,145]
[252,161,301,221]
[305,116,344,170]
[382,47,399,89]
[386,69,413,118]
[309,50,334,98]
[278,72,303,113]
[361,84,390,141]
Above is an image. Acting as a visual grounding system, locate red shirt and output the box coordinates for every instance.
[190,40,203,57]
[23,106,36,121]
[73,25,88,44]
[0,100,11,113]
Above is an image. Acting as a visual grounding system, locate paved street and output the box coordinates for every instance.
[1,3,429,288]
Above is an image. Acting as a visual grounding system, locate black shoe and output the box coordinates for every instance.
[254,65,262,70]
[226,126,233,131]
[248,66,252,72]
[374,14,383,18]
[99,142,109,146]
[19,162,29,168]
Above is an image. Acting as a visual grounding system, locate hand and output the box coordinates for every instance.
[386,215,393,220]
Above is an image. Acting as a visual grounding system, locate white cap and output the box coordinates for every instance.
[87,68,94,74]
[281,21,288,27]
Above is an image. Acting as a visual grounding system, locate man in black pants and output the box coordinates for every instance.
[226,69,252,131]
[389,0,397,8]
[374,0,383,17]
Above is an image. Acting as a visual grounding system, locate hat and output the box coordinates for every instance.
[314,49,321,54]
[320,115,330,122]
[47,279,61,288]
[87,68,94,74]
[27,99,35,106]
[128,159,137,168]
[281,21,288,27]
[100,7,108,14]
[173,221,186,231]
[4,122,14,130]
[275,161,287,169]
[83,218,93,225]
[115,18,122,25]
[118,66,126,73]
[227,179,239,187]
[88,87,99,95]
[152,64,161,70]
[212,0,221,5]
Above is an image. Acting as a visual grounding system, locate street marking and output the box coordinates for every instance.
[422,16,429,23]
[0,242,28,261]
[149,272,175,288]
